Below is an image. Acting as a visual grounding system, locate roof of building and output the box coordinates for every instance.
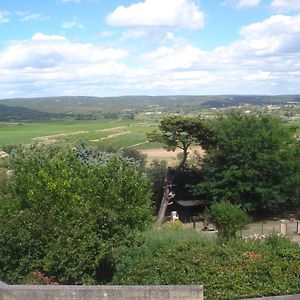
[176,200,209,207]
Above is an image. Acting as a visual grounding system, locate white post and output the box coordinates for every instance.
[280,220,287,235]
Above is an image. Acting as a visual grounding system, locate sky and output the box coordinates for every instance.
[0,0,300,98]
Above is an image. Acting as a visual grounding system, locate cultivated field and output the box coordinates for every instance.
[1,112,299,166]
[0,117,161,150]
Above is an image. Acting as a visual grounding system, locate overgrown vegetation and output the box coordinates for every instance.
[0,168,9,197]
[204,201,250,238]
[1,110,300,300]
[113,229,300,300]
[192,113,300,214]
[146,159,167,213]
[0,144,152,284]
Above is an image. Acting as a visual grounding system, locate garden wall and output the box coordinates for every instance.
[0,285,203,300]
[245,295,300,299]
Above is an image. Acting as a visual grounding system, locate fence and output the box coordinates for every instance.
[190,219,300,239]
[241,221,280,237]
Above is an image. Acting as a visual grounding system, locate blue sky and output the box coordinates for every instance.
[0,0,300,97]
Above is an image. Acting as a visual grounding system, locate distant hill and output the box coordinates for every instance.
[0,95,299,114]
[0,103,56,121]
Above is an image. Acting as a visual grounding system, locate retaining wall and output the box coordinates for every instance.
[244,295,300,300]
[0,285,203,300]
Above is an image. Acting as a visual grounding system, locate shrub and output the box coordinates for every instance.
[0,169,9,196]
[22,271,58,285]
[113,230,300,300]
[120,148,146,169]
[0,157,9,168]
[162,220,183,230]
[146,160,167,213]
[0,144,152,284]
[204,200,250,238]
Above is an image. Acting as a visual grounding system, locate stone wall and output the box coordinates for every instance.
[0,285,203,300]
[245,295,300,300]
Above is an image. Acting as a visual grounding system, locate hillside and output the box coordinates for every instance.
[0,103,56,121]
[1,95,300,114]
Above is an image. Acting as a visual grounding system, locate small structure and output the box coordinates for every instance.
[280,219,300,236]
[167,200,209,223]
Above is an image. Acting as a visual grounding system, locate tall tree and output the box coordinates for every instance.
[148,115,212,168]
[148,116,213,226]
[192,113,300,214]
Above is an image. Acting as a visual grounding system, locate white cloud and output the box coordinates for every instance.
[32,33,67,41]
[62,17,84,29]
[16,11,50,22]
[140,44,206,71]
[238,14,300,55]
[245,71,272,81]
[107,0,205,29]
[1,13,300,97]
[0,11,10,24]
[271,0,300,11]
[121,28,175,43]
[237,0,261,8]
[0,33,132,97]
[0,33,128,69]
[134,13,300,94]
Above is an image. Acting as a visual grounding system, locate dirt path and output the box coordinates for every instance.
[90,131,129,142]
[31,126,130,143]
[95,126,128,133]
[127,141,149,148]
[32,131,88,142]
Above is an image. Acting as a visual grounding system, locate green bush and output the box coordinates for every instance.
[0,157,9,168]
[162,220,183,231]
[192,113,300,214]
[0,169,9,196]
[204,200,250,238]
[146,160,167,213]
[113,231,300,300]
[0,144,152,284]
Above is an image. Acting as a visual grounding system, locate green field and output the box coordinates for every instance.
[0,117,161,149]
[1,111,299,151]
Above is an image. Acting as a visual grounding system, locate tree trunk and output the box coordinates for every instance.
[155,167,176,227]
[179,147,188,169]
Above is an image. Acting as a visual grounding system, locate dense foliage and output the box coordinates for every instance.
[146,160,167,213]
[113,229,300,300]
[192,113,300,214]
[0,103,56,121]
[204,201,250,238]
[0,144,152,284]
